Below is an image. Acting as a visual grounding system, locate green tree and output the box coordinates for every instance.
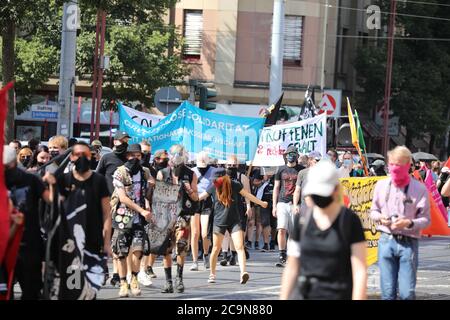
[354,0,450,153]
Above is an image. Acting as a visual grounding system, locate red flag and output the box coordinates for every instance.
[0,82,14,265]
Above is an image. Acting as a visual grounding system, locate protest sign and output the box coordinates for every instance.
[119,101,265,162]
[340,176,385,266]
[252,114,327,167]
[148,181,181,255]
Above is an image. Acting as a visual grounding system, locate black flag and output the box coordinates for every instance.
[298,85,317,121]
[264,92,284,126]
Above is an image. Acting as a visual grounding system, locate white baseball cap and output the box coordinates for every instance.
[3,145,17,165]
[196,151,210,168]
[303,159,340,197]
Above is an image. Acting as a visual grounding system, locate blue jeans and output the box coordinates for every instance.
[378,233,419,300]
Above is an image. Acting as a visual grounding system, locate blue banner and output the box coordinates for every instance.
[119,101,265,162]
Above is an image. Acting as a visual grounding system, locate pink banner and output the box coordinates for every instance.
[425,169,448,222]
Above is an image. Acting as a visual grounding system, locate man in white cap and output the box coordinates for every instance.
[190,151,216,271]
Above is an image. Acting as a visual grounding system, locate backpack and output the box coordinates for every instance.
[111,166,151,230]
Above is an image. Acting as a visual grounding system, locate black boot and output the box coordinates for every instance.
[220,251,228,266]
[161,267,174,293]
[175,264,185,293]
[230,251,237,266]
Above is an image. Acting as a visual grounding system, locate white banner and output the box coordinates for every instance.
[252,114,327,167]
[122,105,164,128]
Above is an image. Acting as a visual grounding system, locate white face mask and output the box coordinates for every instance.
[343,159,352,170]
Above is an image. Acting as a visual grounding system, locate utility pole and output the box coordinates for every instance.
[57,1,78,138]
[269,0,285,106]
[320,0,329,91]
[382,0,397,156]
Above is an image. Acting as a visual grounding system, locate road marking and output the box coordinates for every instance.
[185,285,281,300]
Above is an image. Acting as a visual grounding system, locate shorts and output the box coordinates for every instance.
[167,216,191,257]
[111,224,149,258]
[258,206,272,228]
[213,223,242,236]
[197,197,213,216]
[276,202,295,233]
[252,207,262,225]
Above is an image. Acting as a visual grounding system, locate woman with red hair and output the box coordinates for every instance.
[199,168,268,284]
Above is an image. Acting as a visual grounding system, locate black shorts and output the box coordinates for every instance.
[213,223,242,236]
[197,197,213,215]
[111,224,149,258]
[259,207,272,228]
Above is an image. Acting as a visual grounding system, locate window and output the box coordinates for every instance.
[283,16,304,64]
[183,10,203,60]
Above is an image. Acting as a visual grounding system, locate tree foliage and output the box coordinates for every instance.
[354,0,450,149]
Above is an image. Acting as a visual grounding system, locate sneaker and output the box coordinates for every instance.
[203,255,210,269]
[261,244,269,252]
[229,253,237,266]
[175,277,185,293]
[146,266,157,279]
[190,261,199,271]
[245,241,252,250]
[276,256,286,268]
[130,275,141,296]
[208,274,216,283]
[161,281,174,293]
[220,252,229,266]
[240,272,250,284]
[102,272,109,286]
[118,280,129,298]
[269,241,276,251]
[137,271,152,287]
[110,273,120,287]
[254,241,260,250]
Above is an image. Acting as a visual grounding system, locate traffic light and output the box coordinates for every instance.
[199,86,217,111]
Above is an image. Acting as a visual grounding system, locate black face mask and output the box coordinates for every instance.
[140,153,151,167]
[114,143,128,155]
[21,156,31,168]
[286,154,298,163]
[198,165,210,175]
[155,159,169,171]
[173,164,184,177]
[226,167,238,178]
[311,194,334,209]
[74,156,91,174]
[125,158,141,175]
[37,161,46,167]
[5,167,19,189]
[50,150,60,159]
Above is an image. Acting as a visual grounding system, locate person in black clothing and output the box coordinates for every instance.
[139,140,152,171]
[53,141,112,299]
[280,160,367,300]
[4,145,53,300]
[153,144,199,294]
[96,131,130,286]
[272,145,305,267]
[199,168,268,285]
[96,131,130,195]
[254,168,275,252]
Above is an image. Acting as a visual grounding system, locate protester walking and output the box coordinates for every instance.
[370,146,430,300]
[199,168,268,285]
[280,160,367,300]
[272,146,305,267]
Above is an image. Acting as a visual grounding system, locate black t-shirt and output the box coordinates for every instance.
[96,152,125,195]
[275,164,304,203]
[291,207,365,299]
[8,167,45,252]
[57,172,109,253]
[207,181,243,227]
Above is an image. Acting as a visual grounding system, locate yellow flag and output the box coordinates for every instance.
[347,97,358,148]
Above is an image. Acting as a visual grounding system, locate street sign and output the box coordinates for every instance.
[154,87,182,115]
[375,112,400,136]
[318,89,342,118]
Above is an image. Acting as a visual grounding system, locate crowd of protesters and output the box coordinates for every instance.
[4,134,449,300]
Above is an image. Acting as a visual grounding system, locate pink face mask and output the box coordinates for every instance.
[389,163,411,187]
